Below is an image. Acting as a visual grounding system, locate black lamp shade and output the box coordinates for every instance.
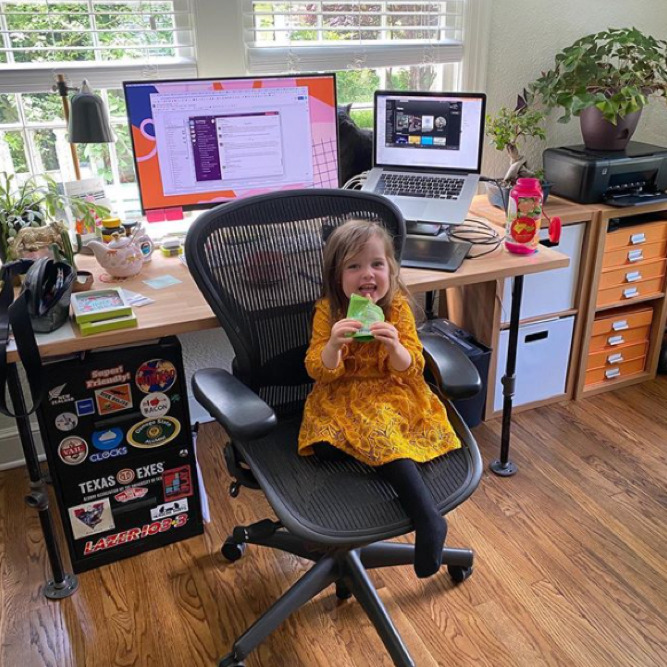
[68,80,114,144]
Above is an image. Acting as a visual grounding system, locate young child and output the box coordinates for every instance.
[298,218,461,578]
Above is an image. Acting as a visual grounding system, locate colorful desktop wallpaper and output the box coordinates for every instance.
[124,75,339,212]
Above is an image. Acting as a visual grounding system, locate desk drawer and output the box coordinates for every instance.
[590,306,653,337]
[596,275,665,308]
[584,357,646,387]
[587,341,648,370]
[589,324,650,352]
[602,240,667,270]
[604,220,667,252]
[598,259,666,289]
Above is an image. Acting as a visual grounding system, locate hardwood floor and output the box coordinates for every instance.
[1,377,666,667]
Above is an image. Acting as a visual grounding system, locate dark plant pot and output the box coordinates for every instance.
[579,107,642,151]
[73,270,94,292]
[486,180,552,211]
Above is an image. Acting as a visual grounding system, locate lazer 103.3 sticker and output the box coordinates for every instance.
[68,498,115,539]
[95,383,133,416]
[136,359,177,394]
[55,412,78,432]
[162,465,193,501]
[140,392,171,418]
[58,436,88,465]
[126,417,181,449]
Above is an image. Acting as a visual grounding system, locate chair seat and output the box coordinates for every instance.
[235,406,478,546]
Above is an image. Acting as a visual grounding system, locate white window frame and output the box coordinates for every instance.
[242,0,491,92]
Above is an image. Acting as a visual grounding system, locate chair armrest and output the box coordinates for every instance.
[192,368,277,440]
[419,333,482,400]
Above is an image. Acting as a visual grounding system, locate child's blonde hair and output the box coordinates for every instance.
[322,218,407,320]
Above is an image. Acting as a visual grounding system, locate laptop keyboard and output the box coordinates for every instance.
[376,173,465,199]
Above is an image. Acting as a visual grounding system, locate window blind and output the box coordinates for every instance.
[244,1,465,74]
[0,0,197,93]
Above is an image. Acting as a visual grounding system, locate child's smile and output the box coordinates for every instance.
[342,236,390,303]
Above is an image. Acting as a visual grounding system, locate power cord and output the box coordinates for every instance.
[342,170,370,190]
[446,217,503,258]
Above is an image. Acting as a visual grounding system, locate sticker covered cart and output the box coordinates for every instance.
[38,336,204,573]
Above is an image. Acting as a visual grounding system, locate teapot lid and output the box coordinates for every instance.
[107,232,131,249]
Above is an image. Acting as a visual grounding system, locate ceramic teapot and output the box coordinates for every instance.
[87,230,154,278]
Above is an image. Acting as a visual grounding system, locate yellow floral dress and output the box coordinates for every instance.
[298,294,460,466]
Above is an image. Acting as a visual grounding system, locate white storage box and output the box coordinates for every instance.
[501,223,585,323]
[494,315,575,411]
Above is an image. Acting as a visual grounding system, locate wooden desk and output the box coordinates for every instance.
[10,235,568,363]
[7,225,568,597]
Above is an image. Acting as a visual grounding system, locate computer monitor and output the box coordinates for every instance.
[123,74,339,214]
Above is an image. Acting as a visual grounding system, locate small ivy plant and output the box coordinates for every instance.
[530,27,667,124]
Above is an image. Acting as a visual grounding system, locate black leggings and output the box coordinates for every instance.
[312,442,447,578]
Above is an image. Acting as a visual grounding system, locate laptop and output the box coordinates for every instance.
[362,90,487,225]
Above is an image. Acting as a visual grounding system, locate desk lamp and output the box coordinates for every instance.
[54,74,114,180]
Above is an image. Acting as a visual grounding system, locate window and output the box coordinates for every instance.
[244,1,488,128]
[0,0,196,215]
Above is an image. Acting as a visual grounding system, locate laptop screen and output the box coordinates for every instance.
[374,91,486,173]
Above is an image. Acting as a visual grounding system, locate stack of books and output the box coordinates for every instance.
[71,288,138,336]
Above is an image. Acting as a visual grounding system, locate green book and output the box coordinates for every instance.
[77,313,138,336]
[71,288,133,324]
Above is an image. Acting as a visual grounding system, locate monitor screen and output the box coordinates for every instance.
[123,74,339,213]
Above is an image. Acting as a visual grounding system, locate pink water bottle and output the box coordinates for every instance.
[505,178,543,254]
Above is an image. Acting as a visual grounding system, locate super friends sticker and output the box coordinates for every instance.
[135,359,177,393]
[126,417,181,449]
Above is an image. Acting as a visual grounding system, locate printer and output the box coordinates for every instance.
[543,141,667,206]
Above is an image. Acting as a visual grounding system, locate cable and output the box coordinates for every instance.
[447,217,503,259]
[342,170,370,190]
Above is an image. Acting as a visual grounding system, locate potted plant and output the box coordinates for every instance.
[530,27,667,150]
[0,172,109,264]
[485,92,547,210]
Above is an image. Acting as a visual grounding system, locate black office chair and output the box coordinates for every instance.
[185,189,483,667]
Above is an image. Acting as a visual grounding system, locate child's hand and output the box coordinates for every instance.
[329,318,362,350]
[369,322,400,350]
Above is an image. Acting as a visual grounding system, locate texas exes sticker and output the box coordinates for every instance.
[58,436,88,465]
[135,359,177,393]
[68,498,115,540]
[140,392,170,418]
[126,417,180,448]
[94,383,133,416]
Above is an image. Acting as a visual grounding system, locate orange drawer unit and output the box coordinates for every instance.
[587,341,649,370]
[602,240,667,270]
[596,259,666,308]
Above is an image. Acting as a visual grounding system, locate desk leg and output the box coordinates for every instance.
[490,275,523,477]
[7,363,78,599]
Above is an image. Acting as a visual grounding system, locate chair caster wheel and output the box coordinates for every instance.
[219,652,245,667]
[335,581,352,600]
[448,564,473,583]
[229,481,241,498]
[221,539,247,562]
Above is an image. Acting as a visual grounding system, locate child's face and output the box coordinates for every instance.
[341,235,390,303]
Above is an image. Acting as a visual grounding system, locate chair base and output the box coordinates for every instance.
[219,519,474,667]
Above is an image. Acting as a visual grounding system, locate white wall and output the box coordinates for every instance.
[482,0,667,179]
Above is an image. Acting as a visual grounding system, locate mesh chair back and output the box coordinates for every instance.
[185,189,405,416]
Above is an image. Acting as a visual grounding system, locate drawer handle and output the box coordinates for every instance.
[605,368,621,379]
[608,335,625,346]
[612,320,628,331]
[627,249,644,262]
[607,353,624,364]
[625,271,642,282]
[525,331,548,343]
[630,233,646,245]
[623,287,639,299]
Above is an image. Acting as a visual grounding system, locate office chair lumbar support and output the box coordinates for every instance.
[185,189,483,667]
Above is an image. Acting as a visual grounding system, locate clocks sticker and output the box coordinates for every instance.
[140,392,171,418]
[136,359,177,393]
[126,417,181,449]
